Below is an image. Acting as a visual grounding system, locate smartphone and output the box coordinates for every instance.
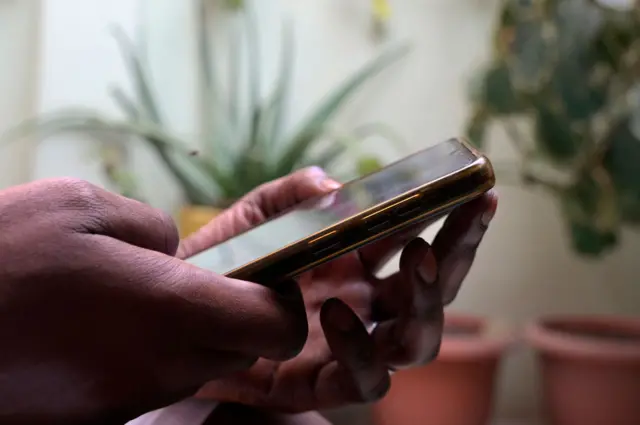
[188,138,495,283]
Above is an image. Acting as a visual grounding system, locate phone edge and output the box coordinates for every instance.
[227,149,495,282]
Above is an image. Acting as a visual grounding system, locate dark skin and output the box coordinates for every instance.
[178,167,497,422]
[0,167,497,425]
[0,178,308,425]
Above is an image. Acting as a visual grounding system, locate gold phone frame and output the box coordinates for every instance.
[225,138,495,283]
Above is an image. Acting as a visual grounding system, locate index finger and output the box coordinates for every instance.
[358,192,496,275]
[432,190,498,304]
[178,167,340,259]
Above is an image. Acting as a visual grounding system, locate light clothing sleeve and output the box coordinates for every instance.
[127,398,218,425]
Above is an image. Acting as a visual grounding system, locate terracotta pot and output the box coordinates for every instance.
[526,315,640,425]
[372,314,513,425]
[177,205,221,238]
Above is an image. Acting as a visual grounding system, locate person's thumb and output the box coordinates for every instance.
[95,237,309,362]
[178,167,341,259]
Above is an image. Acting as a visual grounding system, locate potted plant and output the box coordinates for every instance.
[6,1,409,237]
[465,0,640,424]
[97,142,145,203]
[372,314,513,425]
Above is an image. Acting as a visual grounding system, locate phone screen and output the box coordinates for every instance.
[188,139,478,275]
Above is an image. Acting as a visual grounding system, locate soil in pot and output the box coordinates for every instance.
[526,316,640,425]
[371,314,512,425]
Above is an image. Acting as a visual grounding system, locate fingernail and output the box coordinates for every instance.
[417,249,437,285]
[321,178,341,191]
[326,299,357,332]
[307,166,339,191]
[480,192,498,226]
[428,341,442,363]
[480,208,496,227]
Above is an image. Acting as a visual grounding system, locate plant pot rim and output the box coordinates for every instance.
[439,313,514,361]
[525,315,640,362]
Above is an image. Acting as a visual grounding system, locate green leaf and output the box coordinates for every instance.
[563,174,601,220]
[245,5,263,151]
[227,22,242,127]
[496,1,517,31]
[587,11,636,73]
[110,25,163,124]
[481,63,526,115]
[106,87,226,205]
[24,111,197,156]
[351,121,410,153]
[356,156,383,176]
[197,0,215,97]
[507,19,557,91]
[603,121,640,223]
[264,21,294,149]
[560,168,619,235]
[275,43,411,177]
[552,57,608,122]
[561,173,619,256]
[306,144,347,169]
[109,169,143,200]
[161,150,219,205]
[465,107,490,149]
[225,0,244,10]
[567,220,617,257]
[197,0,235,164]
[109,86,141,119]
[534,102,581,162]
[198,154,244,200]
[232,149,269,195]
[2,109,221,205]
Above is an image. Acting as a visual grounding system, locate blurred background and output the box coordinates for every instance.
[1,0,639,424]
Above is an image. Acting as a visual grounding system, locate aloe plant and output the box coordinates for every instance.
[6,1,409,208]
[466,0,640,257]
[97,143,145,202]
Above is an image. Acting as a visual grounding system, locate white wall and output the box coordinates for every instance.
[0,0,41,189]
[28,0,640,421]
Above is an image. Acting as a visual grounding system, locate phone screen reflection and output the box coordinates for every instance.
[188,140,477,275]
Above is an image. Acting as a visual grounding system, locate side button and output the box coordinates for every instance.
[313,241,342,257]
[395,200,422,217]
[363,211,390,226]
[368,220,391,233]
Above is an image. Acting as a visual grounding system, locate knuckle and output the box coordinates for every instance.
[154,209,180,255]
[45,178,110,233]
[53,177,104,212]
[232,197,268,227]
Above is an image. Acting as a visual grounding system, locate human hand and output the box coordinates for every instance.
[179,167,498,413]
[0,179,308,425]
